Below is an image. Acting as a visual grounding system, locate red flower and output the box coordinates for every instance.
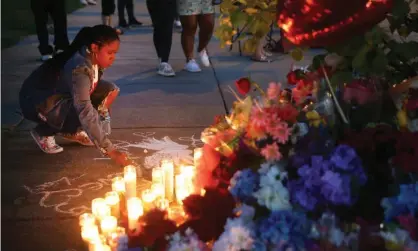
[316,65,333,78]
[180,188,235,242]
[287,69,305,85]
[128,209,177,249]
[392,132,418,173]
[235,77,252,95]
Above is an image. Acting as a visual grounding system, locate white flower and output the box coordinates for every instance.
[291,123,309,144]
[253,165,291,211]
[167,228,205,251]
[234,204,255,225]
[329,227,345,247]
[213,218,254,251]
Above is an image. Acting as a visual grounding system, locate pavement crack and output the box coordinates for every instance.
[208,50,230,115]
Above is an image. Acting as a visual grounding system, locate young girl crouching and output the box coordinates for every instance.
[19,25,132,167]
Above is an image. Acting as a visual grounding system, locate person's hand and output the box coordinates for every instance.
[107,149,133,167]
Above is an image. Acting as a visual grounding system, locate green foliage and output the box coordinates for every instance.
[215,0,278,53]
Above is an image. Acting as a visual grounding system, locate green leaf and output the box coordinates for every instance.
[330,71,353,88]
[290,48,304,61]
[312,54,327,70]
[352,45,371,73]
[371,48,389,75]
[391,41,418,61]
[365,27,386,45]
[391,0,410,18]
[230,10,247,26]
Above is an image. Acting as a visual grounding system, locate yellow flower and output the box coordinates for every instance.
[244,8,259,15]
[397,110,408,128]
[225,40,232,45]
[306,110,324,127]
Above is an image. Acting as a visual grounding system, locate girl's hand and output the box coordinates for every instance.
[107,150,133,167]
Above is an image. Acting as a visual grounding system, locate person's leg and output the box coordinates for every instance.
[126,0,142,26]
[180,15,202,72]
[196,13,214,67]
[30,0,54,59]
[146,0,162,60]
[102,0,123,34]
[48,0,70,52]
[117,0,128,27]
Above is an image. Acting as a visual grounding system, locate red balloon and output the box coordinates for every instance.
[276,0,393,47]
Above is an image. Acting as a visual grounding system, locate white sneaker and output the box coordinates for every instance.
[86,0,97,5]
[199,49,210,67]
[41,54,53,62]
[184,59,201,72]
[174,20,182,29]
[157,62,176,77]
[80,0,88,5]
[30,129,64,154]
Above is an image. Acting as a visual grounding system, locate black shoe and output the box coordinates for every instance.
[128,19,143,27]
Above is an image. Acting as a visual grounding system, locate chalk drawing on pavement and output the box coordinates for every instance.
[94,132,204,169]
[23,172,151,216]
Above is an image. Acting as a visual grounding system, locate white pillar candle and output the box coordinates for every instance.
[100,216,117,236]
[127,197,143,231]
[161,160,174,202]
[141,189,156,210]
[180,165,195,194]
[105,191,120,218]
[152,167,164,185]
[124,165,137,199]
[155,198,170,210]
[79,213,96,227]
[111,176,125,193]
[92,198,111,220]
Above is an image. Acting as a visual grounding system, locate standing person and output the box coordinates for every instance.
[117,0,143,29]
[146,0,176,77]
[177,0,214,72]
[19,25,133,168]
[30,0,70,61]
[102,0,123,34]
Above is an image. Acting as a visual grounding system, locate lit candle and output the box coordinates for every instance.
[127,197,143,231]
[161,160,174,202]
[111,176,125,193]
[168,205,186,225]
[81,224,100,243]
[142,189,156,210]
[79,213,96,227]
[176,188,188,205]
[92,198,111,220]
[152,167,164,185]
[151,183,165,199]
[155,198,170,210]
[124,165,137,199]
[181,165,195,179]
[193,148,203,167]
[100,216,117,236]
[108,227,127,250]
[105,191,120,218]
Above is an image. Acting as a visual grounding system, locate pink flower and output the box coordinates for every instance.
[261,143,282,161]
[251,106,266,127]
[267,82,282,100]
[396,214,417,241]
[271,122,291,144]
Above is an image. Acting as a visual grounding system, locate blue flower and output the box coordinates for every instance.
[257,210,311,250]
[382,182,418,221]
[330,145,367,185]
[229,168,259,203]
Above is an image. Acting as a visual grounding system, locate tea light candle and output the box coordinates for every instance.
[142,189,156,210]
[81,225,100,243]
[111,176,125,193]
[152,167,164,185]
[100,216,117,236]
[79,213,96,227]
[151,183,165,199]
[161,160,174,201]
[92,198,111,220]
[127,197,143,231]
[105,191,120,218]
[124,165,137,199]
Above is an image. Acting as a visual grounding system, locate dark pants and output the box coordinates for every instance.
[102,0,116,16]
[117,0,135,25]
[146,0,176,62]
[30,0,69,55]
[21,80,118,137]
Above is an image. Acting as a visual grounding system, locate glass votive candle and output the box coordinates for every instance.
[100,216,117,236]
[124,165,137,199]
[151,183,165,199]
[152,167,164,184]
[105,191,120,218]
[127,197,143,231]
[79,213,96,227]
[111,176,125,193]
[142,189,156,210]
[81,225,100,243]
[168,205,186,225]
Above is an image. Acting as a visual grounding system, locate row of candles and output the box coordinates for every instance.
[79,148,204,251]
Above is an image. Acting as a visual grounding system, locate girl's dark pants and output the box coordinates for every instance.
[20,80,118,137]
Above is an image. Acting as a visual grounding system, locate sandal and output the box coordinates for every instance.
[251,55,273,63]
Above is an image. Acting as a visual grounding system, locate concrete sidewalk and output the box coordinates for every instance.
[1,1,319,250]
